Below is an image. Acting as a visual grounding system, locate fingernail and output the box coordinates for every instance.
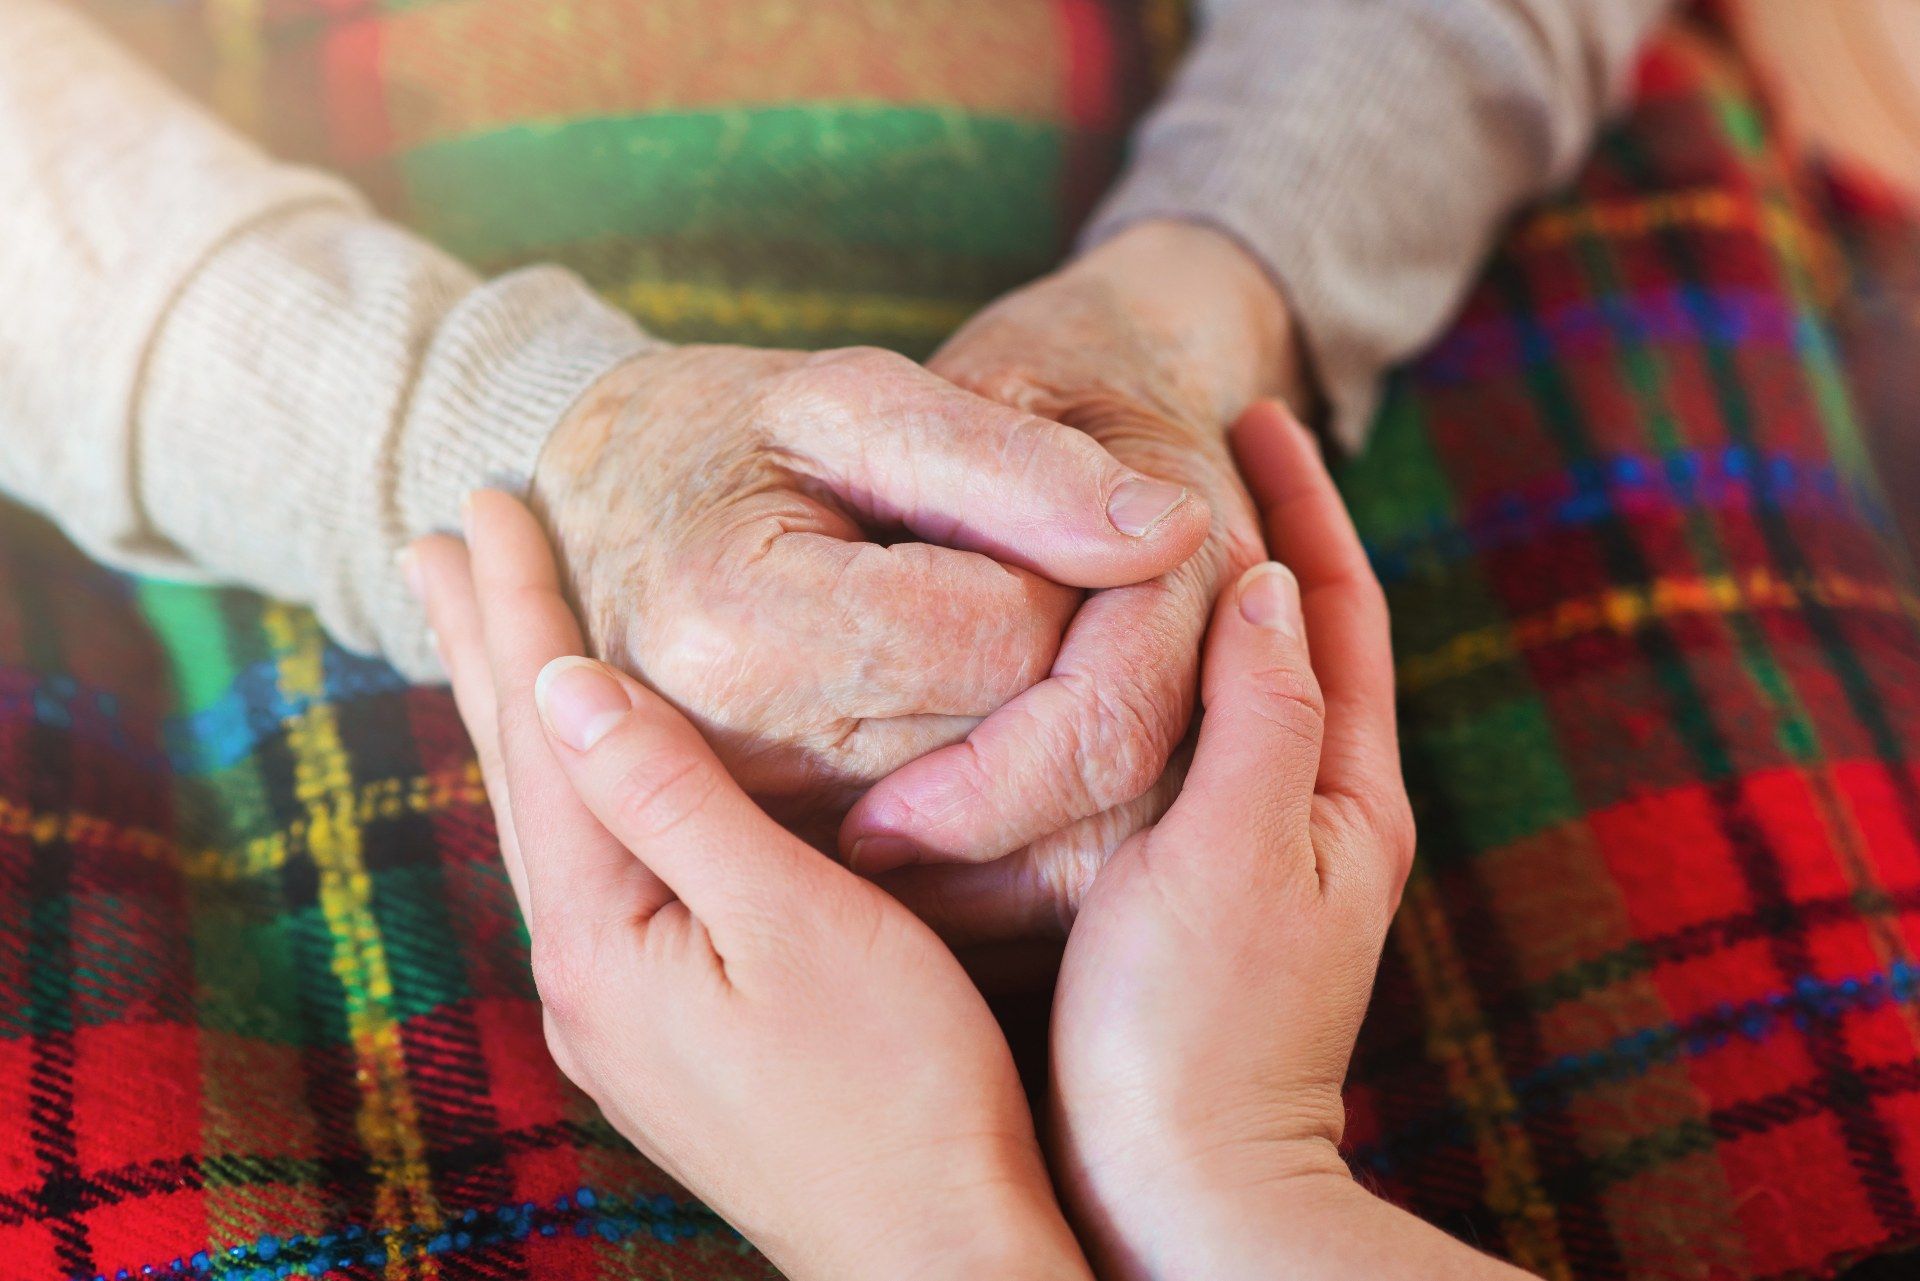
[534,656,630,751]
[397,547,425,602]
[848,834,923,875]
[1107,477,1188,537]
[1238,562,1302,637]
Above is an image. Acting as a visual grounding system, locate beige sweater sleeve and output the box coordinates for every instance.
[1085,0,1674,449]
[1,0,1671,681]
[0,0,655,678]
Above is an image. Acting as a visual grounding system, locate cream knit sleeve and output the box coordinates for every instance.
[0,0,655,678]
[1084,0,1675,449]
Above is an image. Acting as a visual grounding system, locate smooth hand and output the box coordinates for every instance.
[532,343,1209,849]
[408,493,1092,1281]
[1049,405,1528,1280]
[843,221,1300,939]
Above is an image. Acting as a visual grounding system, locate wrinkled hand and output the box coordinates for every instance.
[846,221,1301,939]
[531,343,1208,849]
[408,492,1092,1281]
[1049,407,1517,1280]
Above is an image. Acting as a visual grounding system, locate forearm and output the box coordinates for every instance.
[0,0,352,562]
[1085,0,1673,448]
[0,0,655,676]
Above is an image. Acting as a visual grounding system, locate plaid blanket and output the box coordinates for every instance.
[5,5,1920,1279]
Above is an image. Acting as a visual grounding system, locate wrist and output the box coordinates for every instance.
[803,1144,1092,1281]
[1070,219,1309,419]
[1058,1115,1356,1281]
[826,1192,1091,1281]
[530,342,684,497]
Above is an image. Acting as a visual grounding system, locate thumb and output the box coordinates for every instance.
[1158,561,1325,873]
[783,349,1211,589]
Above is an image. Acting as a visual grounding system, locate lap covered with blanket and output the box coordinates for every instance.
[4,5,1919,1279]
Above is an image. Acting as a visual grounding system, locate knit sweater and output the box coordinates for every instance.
[0,0,1670,677]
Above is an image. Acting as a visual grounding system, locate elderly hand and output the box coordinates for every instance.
[842,220,1302,932]
[407,491,1093,1281]
[1048,406,1523,1279]
[529,343,1208,849]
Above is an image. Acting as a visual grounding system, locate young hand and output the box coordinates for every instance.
[1049,403,1529,1280]
[408,491,1092,1281]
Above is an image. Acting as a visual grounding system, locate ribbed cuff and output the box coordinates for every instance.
[141,203,657,682]
[384,270,661,676]
[1074,5,1469,458]
[1080,0,1663,454]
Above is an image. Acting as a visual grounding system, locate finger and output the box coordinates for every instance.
[533,654,839,931]
[754,534,1077,718]
[464,490,671,933]
[1156,562,1324,873]
[778,348,1211,589]
[841,561,1209,870]
[876,845,1077,947]
[728,712,979,856]
[873,760,1181,945]
[1230,403,1401,812]
[407,535,532,918]
[832,715,981,774]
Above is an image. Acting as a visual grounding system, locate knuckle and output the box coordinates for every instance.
[795,346,914,408]
[1327,784,1417,917]
[959,367,1046,412]
[821,344,913,376]
[839,540,922,610]
[1085,411,1196,462]
[642,603,757,716]
[1377,791,1418,894]
[1218,521,1267,582]
[882,736,1031,861]
[607,748,723,843]
[529,933,600,1031]
[982,409,1052,484]
[1073,670,1188,810]
[1001,624,1062,694]
[1240,663,1326,740]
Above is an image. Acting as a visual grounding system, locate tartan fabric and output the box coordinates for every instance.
[3,6,1920,1281]
[76,0,1186,359]
[1339,26,1920,1280]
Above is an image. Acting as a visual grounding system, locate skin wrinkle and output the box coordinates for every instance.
[822,541,1064,715]
[841,224,1284,910]
[531,222,1292,949]
[532,340,1188,861]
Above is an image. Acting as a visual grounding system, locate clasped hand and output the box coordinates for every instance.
[528,222,1284,945]
[406,404,1524,1278]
